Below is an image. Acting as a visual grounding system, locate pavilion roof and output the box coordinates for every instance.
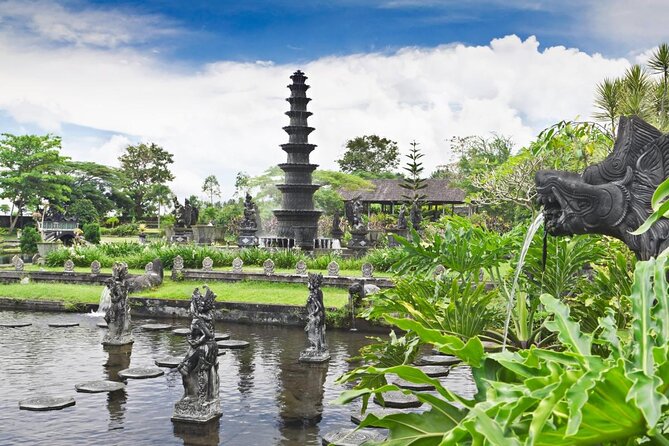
[339,179,465,204]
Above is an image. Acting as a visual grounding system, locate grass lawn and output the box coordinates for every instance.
[0,278,349,308]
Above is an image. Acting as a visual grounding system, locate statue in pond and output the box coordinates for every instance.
[102,262,134,346]
[536,116,669,260]
[300,273,330,363]
[173,285,221,423]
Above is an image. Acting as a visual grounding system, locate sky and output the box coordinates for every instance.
[0,0,668,200]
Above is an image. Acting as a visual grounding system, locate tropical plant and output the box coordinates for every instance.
[82,222,101,245]
[19,226,41,254]
[336,253,669,445]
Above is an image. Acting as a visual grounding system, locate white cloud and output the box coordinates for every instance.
[0,4,631,201]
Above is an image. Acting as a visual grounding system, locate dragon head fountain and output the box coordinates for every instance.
[536,116,669,260]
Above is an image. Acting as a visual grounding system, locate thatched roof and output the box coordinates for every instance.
[339,179,465,204]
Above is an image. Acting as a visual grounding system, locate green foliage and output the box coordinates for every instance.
[105,223,139,237]
[82,222,101,245]
[104,216,119,228]
[19,226,41,254]
[202,175,221,205]
[59,161,126,220]
[452,134,512,193]
[67,198,99,224]
[337,135,400,175]
[336,255,669,445]
[118,142,175,219]
[400,140,427,204]
[0,133,72,231]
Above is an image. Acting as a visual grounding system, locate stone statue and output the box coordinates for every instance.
[173,197,199,228]
[126,258,163,292]
[397,205,408,230]
[173,196,186,227]
[331,211,343,239]
[241,193,258,230]
[299,273,330,362]
[410,201,422,231]
[348,280,366,307]
[536,116,669,260]
[102,262,133,346]
[173,285,221,423]
[346,198,365,231]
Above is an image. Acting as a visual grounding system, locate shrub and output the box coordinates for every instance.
[19,226,41,254]
[82,223,101,244]
[104,216,119,228]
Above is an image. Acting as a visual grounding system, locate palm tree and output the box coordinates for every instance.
[648,43,669,126]
[594,78,622,136]
[151,184,173,228]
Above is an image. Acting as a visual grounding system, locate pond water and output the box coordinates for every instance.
[0,311,373,446]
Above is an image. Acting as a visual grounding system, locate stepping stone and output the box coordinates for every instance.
[19,396,75,411]
[351,406,414,425]
[48,322,79,328]
[155,356,182,368]
[140,323,172,331]
[416,365,450,378]
[97,322,108,328]
[75,380,125,393]
[215,333,231,341]
[0,322,31,328]
[172,328,190,336]
[417,355,461,366]
[322,428,386,446]
[118,367,164,379]
[374,391,422,409]
[217,340,249,349]
[391,376,435,391]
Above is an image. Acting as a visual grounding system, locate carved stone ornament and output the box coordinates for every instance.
[14,257,24,272]
[64,259,75,273]
[263,259,275,275]
[91,260,101,275]
[536,116,669,260]
[173,255,184,271]
[295,260,307,275]
[361,262,374,278]
[232,257,243,273]
[102,262,133,346]
[327,261,339,277]
[202,257,213,272]
[299,273,330,363]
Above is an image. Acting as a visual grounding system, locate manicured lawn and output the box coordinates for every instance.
[0,278,350,308]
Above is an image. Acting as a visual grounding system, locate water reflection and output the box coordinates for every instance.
[173,420,220,446]
[103,344,131,427]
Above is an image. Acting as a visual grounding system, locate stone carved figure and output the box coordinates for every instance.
[410,201,422,231]
[295,260,307,275]
[536,116,669,260]
[202,257,213,272]
[263,259,275,275]
[299,273,330,362]
[361,262,374,278]
[241,193,258,230]
[397,205,408,230]
[127,258,163,292]
[91,260,101,275]
[327,261,339,277]
[102,262,133,345]
[173,197,199,228]
[232,257,243,273]
[331,211,343,239]
[64,259,75,273]
[345,198,366,231]
[348,280,366,307]
[173,285,221,423]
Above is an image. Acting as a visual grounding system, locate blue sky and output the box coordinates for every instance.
[0,0,665,198]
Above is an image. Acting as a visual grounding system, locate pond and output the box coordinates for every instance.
[0,311,373,445]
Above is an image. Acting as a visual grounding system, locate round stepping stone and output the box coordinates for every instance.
[418,355,461,366]
[391,377,435,391]
[215,333,231,341]
[0,322,31,328]
[322,428,386,446]
[140,323,172,331]
[75,380,125,393]
[97,322,108,328]
[118,367,164,379]
[416,365,450,378]
[172,328,190,336]
[374,390,422,409]
[155,356,182,368]
[19,396,75,411]
[48,322,79,328]
[217,339,249,349]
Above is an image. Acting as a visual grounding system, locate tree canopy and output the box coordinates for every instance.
[202,175,221,205]
[337,135,400,175]
[118,142,175,219]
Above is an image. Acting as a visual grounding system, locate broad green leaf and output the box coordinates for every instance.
[540,294,592,361]
[631,199,669,235]
[651,176,669,211]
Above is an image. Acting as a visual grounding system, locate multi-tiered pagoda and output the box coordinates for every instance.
[273,71,321,250]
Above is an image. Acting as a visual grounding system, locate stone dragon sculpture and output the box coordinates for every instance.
[535,116,669,260]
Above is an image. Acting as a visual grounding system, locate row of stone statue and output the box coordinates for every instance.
[170,254,374,278]
[100,261,332,422]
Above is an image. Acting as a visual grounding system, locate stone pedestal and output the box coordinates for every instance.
[294,225,317,250]
[191,225,215,245]
[172,398,222,424]
[170,227,193,243]
[237,228,258,248]
[348,228,370,255]
[299,347,331,363]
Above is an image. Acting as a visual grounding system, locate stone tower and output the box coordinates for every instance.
[273,70,321,250]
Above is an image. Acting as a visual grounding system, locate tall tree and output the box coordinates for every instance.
[337,135,400,175]
[118,142,174,219]
[0,134,72,231]
[150,184,173,228]
[202,175,221,205]
[57,161,126,220]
